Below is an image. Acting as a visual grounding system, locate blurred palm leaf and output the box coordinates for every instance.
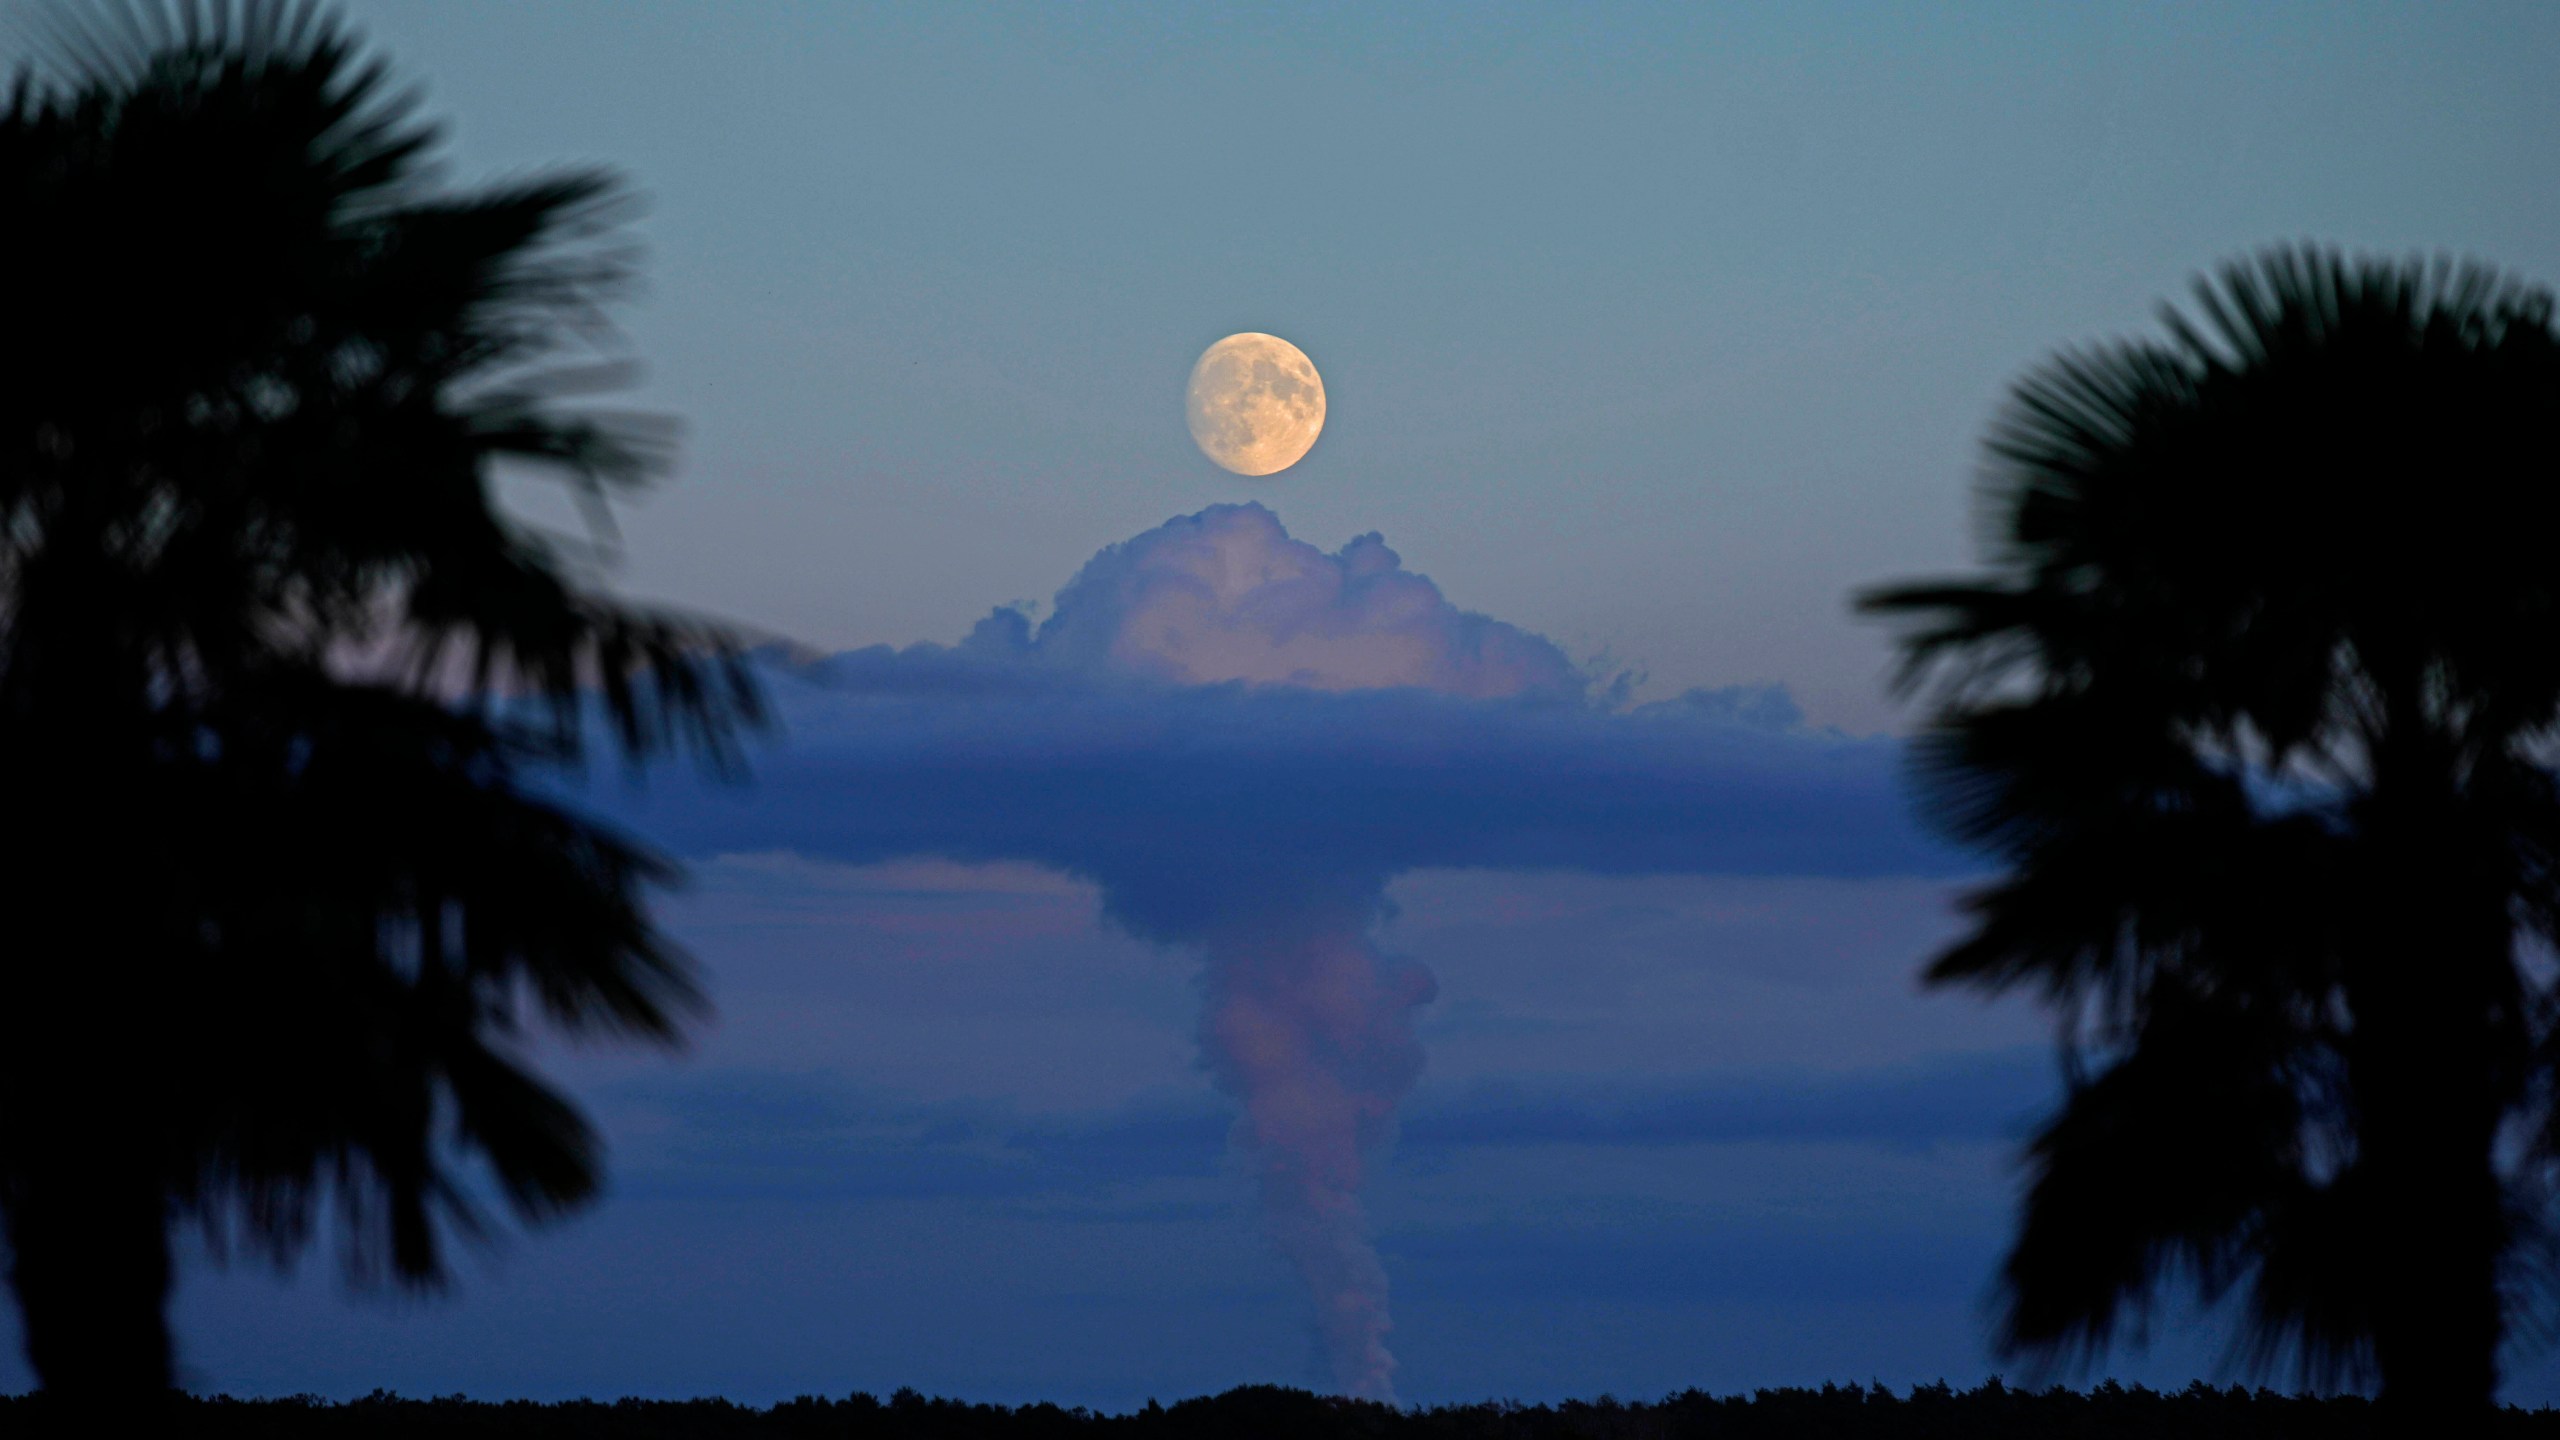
[0,1,763,1398]
[1861,244,2560,1425]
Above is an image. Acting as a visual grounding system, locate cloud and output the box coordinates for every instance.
[588,503,1956,1399]
[1385,1222,1997,1307]
[592,1048,2050,1206]
[1011,503,1577,698]
[639,674,1943,916]
[1398,1048,2049,1152]
[612,505,1951,924]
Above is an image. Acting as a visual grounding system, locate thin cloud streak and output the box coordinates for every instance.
[591,1047,2051,1206]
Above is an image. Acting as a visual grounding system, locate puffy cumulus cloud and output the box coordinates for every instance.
[597,504,1953,1401]
[969,503,1580,699]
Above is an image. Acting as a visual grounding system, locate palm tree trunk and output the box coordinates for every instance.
[4,1140,175,1404]
[0,638,179,1407]
[3,739,179,1407]
[2352,737,2509,1435]
[2360,1054,2502,1434]
[2357,1021,2503,1434]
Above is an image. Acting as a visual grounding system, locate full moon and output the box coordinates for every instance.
[1185,332,1326,476]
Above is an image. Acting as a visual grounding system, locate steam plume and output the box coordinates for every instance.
[1162,884,1426,1398]
[1016,508,1551,1395]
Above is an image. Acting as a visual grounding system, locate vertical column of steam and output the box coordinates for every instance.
[1195,906,1438,1401]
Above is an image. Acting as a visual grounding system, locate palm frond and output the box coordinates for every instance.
[1862,242,2560,1402]
[0,1,765,1314]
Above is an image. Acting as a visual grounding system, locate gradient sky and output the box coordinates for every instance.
[371,0,2560,734]
[10,0,2560,1410]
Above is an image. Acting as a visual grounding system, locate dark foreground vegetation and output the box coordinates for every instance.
[5,1383,2558,1440]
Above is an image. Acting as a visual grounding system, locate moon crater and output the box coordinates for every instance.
[1186,332,1326,476]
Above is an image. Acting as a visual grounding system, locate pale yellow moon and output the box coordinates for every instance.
[1185,332,1326,476]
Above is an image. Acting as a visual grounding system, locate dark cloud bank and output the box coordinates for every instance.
[593,503,1964,1398]
[622,504,1951,908]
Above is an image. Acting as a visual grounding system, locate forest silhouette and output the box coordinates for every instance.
[7,1381,2560,1439]
[8,4,2560,1437]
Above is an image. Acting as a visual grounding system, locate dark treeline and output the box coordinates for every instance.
[6,1383,2559,1440]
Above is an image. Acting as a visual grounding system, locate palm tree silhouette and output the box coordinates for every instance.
[0,3,761,1403]
[1861,245,2560,1432]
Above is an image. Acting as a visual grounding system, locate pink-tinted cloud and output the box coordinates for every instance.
[982,503,1581,700]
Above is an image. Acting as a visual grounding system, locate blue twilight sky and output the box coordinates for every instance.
[11,0,2560,1409]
